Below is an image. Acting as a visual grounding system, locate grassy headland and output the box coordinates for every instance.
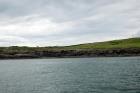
[0,38,140,59]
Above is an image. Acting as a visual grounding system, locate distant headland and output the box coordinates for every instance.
[0,38,140,59]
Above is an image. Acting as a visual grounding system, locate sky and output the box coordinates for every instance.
[0,0,140,46]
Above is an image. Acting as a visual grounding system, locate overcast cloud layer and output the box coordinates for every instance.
[0,0,140,46]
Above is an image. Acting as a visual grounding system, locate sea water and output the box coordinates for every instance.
[0,57,139,93]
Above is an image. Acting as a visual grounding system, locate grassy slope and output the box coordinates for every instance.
[63,38,140,50]
[0,38,140,53]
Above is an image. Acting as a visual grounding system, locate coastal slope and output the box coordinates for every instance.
[0,38,140,59]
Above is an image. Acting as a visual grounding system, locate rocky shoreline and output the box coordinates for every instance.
[0,48,140,59]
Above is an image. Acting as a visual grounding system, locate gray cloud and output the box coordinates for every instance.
[0,0,140,46]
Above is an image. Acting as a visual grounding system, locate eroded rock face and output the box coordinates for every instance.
[0,48,140,59]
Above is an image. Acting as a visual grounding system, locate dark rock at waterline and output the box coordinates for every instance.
[0,48,140,59]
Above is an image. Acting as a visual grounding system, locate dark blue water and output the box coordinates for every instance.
[0,57,140,93]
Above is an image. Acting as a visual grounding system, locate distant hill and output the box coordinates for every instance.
[0,38,140,59]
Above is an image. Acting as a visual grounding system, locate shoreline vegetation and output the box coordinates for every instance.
[0,38,140,59]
